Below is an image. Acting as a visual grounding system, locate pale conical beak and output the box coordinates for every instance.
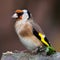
[12,13,18,18]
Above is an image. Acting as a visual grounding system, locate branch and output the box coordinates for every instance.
[1,51,60,60]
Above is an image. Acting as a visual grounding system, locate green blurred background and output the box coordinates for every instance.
[0,0,60,58]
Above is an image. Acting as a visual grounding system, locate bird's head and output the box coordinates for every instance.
[12,9,31,21]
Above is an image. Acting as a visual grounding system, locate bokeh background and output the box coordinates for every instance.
[0,0,60,58]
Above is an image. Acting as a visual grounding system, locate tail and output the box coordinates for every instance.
[38,33,56,55]
[45,46,56,55]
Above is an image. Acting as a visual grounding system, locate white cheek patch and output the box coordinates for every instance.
[12,13,18,18]
[22,13,29,20]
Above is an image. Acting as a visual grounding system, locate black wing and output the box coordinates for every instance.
[33,28,51,46]
[29,19,51,46]
[33,28,41,40]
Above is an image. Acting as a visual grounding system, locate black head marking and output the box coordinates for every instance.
[27,10,31,19]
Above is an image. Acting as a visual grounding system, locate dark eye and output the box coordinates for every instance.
[17,12,23,17]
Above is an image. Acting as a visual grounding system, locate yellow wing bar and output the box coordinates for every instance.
[39,33,49,47]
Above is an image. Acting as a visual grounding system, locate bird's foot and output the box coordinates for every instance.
[32,48,38,53]
[31,48,40,55]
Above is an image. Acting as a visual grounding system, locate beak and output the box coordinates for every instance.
[12,13,18,18]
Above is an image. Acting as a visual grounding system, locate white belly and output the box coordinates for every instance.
[15,21,38,51]
[19,36,37,51]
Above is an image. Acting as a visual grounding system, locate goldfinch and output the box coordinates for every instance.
[12,9,56,55]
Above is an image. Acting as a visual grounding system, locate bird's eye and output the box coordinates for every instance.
[18,12,23,17]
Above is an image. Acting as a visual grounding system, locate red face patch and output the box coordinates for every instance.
[15,10,23,13]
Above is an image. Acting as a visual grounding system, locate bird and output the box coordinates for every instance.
[12,9,56,55]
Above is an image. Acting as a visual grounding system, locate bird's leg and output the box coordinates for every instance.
[36,46,47,55]
[32,48,39,54]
